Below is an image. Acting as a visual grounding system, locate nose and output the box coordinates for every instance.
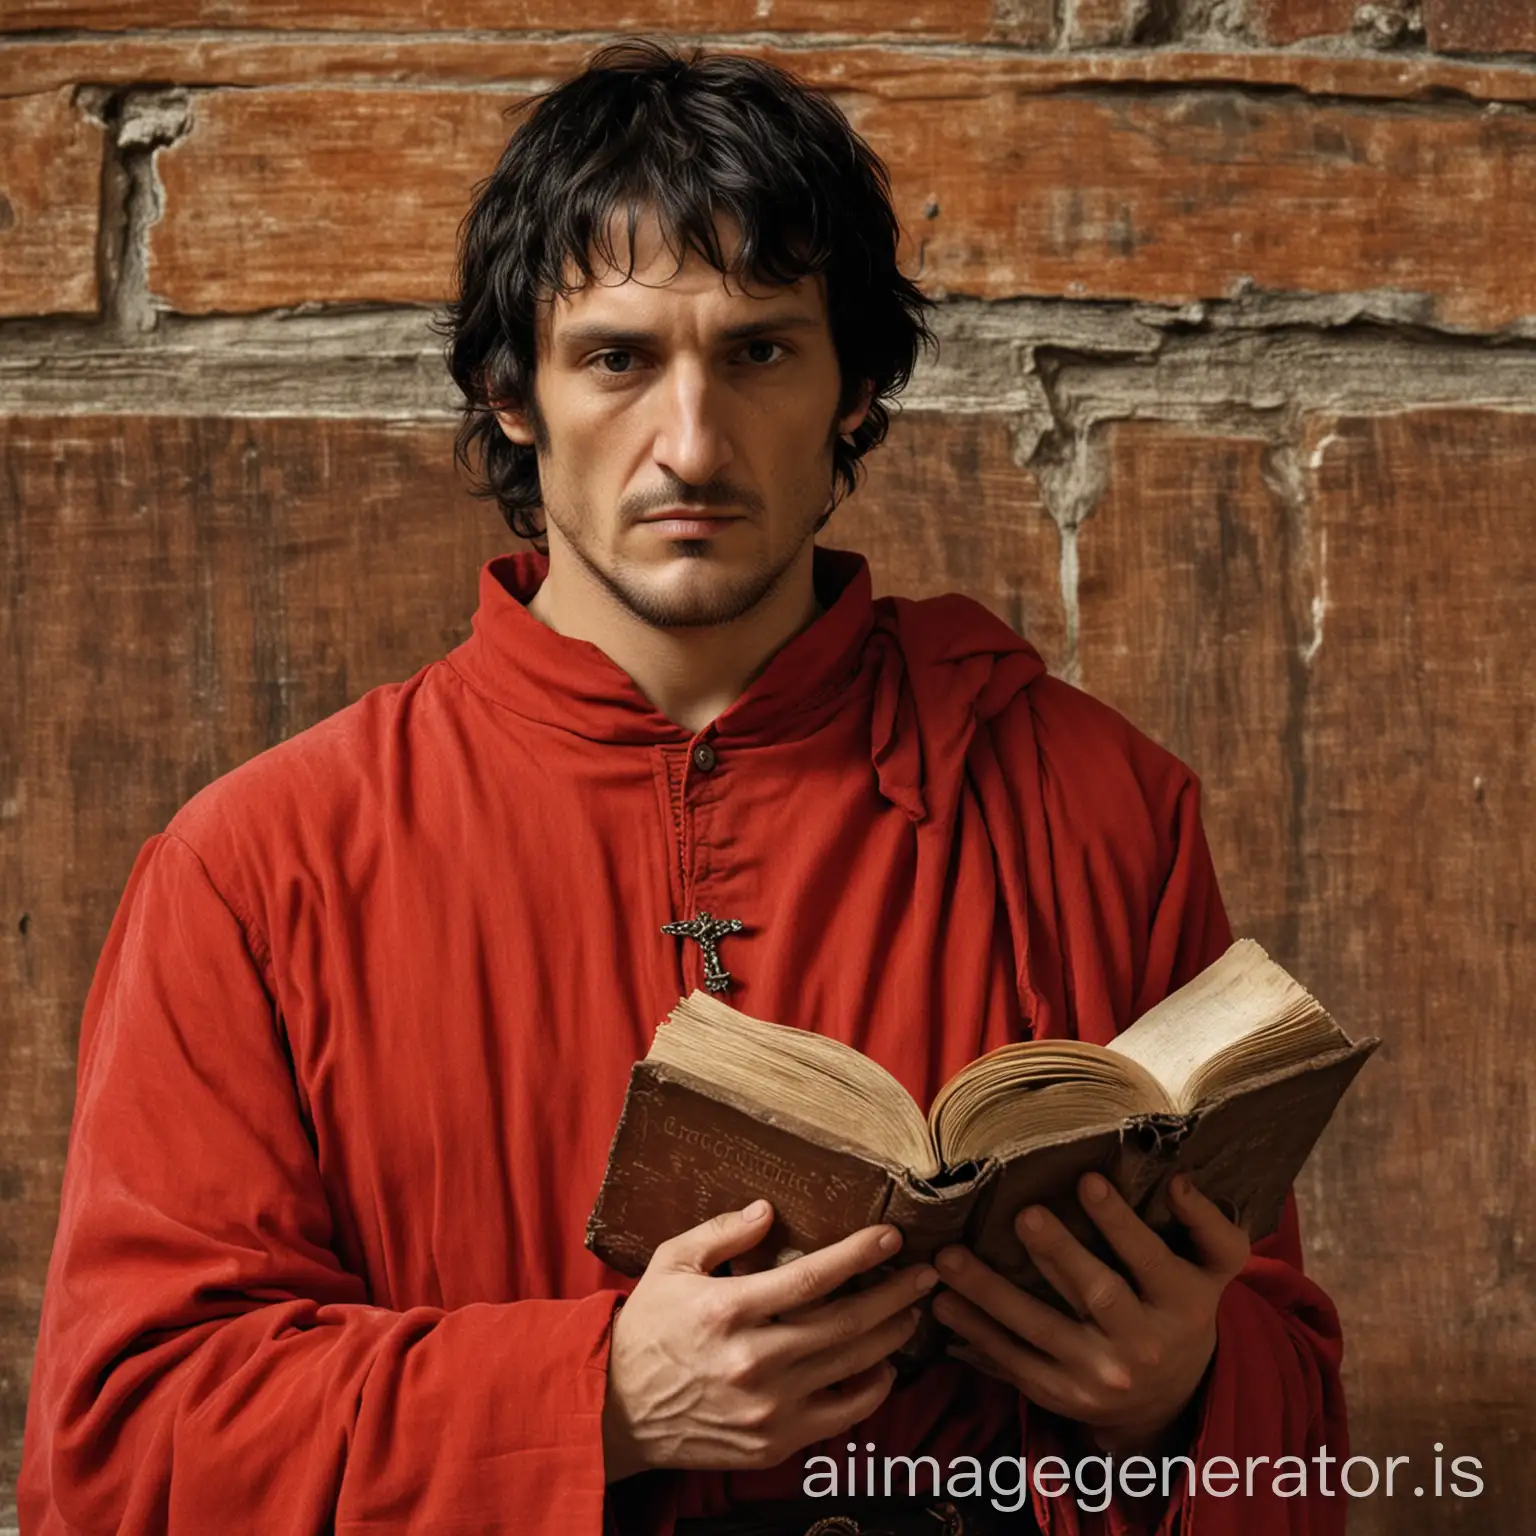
[651,359,734,489]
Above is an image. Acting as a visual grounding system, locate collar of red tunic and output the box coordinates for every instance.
[447,543,877,749]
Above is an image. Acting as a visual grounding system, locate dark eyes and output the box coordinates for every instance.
[588,340,787,376]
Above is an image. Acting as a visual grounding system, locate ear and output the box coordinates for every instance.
[493,405,537,447]
[836,379,877,440]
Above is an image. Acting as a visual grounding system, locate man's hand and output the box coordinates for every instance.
[932,1173,1249,1452]
[602,1201,939,1481]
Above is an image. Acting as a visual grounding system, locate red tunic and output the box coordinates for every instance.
[19,547,1347,1535]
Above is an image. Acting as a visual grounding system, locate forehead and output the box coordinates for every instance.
[540,206,827,343]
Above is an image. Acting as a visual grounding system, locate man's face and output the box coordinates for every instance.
[494,212,871,629]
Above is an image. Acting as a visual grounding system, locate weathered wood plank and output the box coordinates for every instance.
[0,92,101,318]
[143,82,1536,328]
[0,0,1046,39]
[831,410,1065,662]
[1427,0,1536,54]
[1292,408,1534,1533]
[1246,0,1360,44]
[1068,411,1536,1531]
[7,38,1536,101]
[1072,423,1297,949]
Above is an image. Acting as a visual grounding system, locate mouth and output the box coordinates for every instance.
[636,509,743,538]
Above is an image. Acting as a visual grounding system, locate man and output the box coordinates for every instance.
[20,39,1347,1536]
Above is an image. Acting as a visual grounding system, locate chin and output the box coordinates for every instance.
[611,553,789,630]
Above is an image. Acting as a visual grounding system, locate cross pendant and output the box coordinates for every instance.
[661,909,745,993]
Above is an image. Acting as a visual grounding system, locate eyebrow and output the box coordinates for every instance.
[554,314,822,350]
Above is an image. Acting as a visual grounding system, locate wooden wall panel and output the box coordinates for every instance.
[0,416,507,1502]
[0,0,1046,41]
[146,82,1536,329]
[830,412,1065,665]
[1246,0,1360,43]
[0,92,101,319]
[1290,408,1535,1532]
[8,39,1536,101]
[1426,0,1536,54]
[855,89,1536,331]
[1065,411,1536,1530]
[150,88,520,311]
[1072,423,1298,953]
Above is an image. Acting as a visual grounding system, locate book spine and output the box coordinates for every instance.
[880,1167,994,1372]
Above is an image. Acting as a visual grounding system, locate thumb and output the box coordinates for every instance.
[653,1200,774,1276]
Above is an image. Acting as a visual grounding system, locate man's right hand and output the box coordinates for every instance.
[601,1200,939,1481]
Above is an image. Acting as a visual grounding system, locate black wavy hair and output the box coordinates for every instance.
[441,37,935,545]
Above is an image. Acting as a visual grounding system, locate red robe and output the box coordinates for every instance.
[20,547,1347,1535]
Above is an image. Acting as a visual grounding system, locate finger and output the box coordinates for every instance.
[731,1223,902,1322]
[1076,1173,1187,1308]
[932,1290,1096,1403]
[791,1302,923,1396]
[793,1359,900,1448]
[932,1246,1087,1363]
[1014,1204,1144,1339]
[766,1261,939,1362]
[1169,1175,1251,1279]
[653,1201,776,1276]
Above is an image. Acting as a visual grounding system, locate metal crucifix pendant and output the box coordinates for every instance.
[660,909,745,994]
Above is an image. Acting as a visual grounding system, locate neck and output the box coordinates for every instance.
[527,539,823,735]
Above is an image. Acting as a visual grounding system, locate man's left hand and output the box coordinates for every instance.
[932,1173,1250,1453]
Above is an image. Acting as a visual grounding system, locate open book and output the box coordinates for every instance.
[586,940,1377,1353]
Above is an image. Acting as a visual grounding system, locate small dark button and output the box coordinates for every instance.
[691,741,718,773]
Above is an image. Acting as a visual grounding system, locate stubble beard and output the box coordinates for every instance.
[543,477,832,631]
[555,515,817,630]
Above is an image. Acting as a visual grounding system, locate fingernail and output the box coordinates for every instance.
[1021,1207,1046,1232]
[1171,1176,1190,1200]
[913,1266,940,1294]
[935,1247,964,1275]
[742,1200,769,1221]
[905,1306,922,1328]
[1083,1174,1109,1203]
[878,1228,902,1254]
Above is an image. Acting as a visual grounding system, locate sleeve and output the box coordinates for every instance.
[1023,775,1350,1536]
[18,833,624,1536]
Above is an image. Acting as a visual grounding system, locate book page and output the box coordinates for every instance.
[929,1039,1171,1164]
[648,992,939,1177]
[1107,939,1348,1111]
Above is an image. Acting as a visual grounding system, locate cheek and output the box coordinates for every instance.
[540,400,626,484]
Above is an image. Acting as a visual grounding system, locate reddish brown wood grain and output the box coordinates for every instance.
[1072,424,1298,951]
[0,0,1042,38]
[1246,0,1361,44]
[1069,411,1536,1530]
[143,82,1536,329]
[1064,0,1143,46]
[1427,0,1536,54]
[853,88,1536,330]
[149,87,524,310]
[1289,408,1535,1533]
[7,37,1536,100]
[0,92,101,318]
[830,411,1066,663]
